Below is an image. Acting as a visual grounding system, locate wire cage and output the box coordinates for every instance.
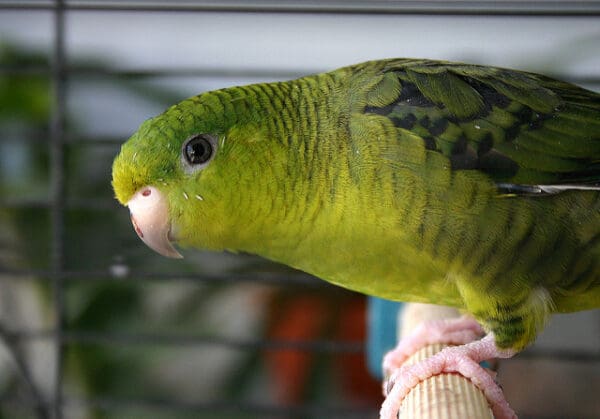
[0,1,599,418]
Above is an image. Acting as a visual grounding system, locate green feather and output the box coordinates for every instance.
[113,58,600,351]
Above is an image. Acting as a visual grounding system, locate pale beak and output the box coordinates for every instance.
[127,186,183,259]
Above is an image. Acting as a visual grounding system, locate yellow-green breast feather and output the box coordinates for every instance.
[112,58,600,350]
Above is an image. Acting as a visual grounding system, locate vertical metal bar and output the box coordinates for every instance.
[50,0,66,418]
[0,326,49,419]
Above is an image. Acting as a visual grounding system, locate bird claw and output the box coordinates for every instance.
[380,319,518,419]
[382,315,484,379]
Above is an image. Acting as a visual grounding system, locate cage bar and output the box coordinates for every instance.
[1,0,600,16]
[0,1,598,418]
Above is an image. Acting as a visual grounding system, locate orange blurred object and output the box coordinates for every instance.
[266,292,381,406]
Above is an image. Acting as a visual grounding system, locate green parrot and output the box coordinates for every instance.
[112,59,599,417]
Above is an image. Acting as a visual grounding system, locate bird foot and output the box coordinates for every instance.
[380,317,517,419]
[382,315,484,375]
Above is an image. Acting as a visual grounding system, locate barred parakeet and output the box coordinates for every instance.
[112,59,600,418]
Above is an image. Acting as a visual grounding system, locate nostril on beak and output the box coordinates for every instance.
[126,185,183,259]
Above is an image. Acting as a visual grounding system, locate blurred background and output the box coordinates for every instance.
[0,1,599,418]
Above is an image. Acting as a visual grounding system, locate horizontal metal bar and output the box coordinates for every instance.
[0,65,307,80]
[0,65,51,76]
[517,348,600,363]
[1,0,600,16]
[1,328,364,353]
[2,64,600,87]
[0,267,328,287]
[0,394,378,417]
[3,326,599,362]
[69,66,308,80]
[0,134,126,145]
[2,311,599,362]
[74,397,377,417]
[0,198,53,209]
[0,198,121,210]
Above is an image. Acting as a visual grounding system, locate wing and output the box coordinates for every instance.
[358,59,600,191]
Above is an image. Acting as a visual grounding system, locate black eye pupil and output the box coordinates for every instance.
[184,135,213,165]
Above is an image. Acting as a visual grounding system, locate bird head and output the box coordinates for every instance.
[112,89,281,258]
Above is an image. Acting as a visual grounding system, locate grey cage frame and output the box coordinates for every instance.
[1,1,600,419]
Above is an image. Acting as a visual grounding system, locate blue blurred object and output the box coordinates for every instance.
[366,297,403,380]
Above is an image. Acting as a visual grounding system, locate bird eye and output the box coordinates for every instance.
[182,134,216,168]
